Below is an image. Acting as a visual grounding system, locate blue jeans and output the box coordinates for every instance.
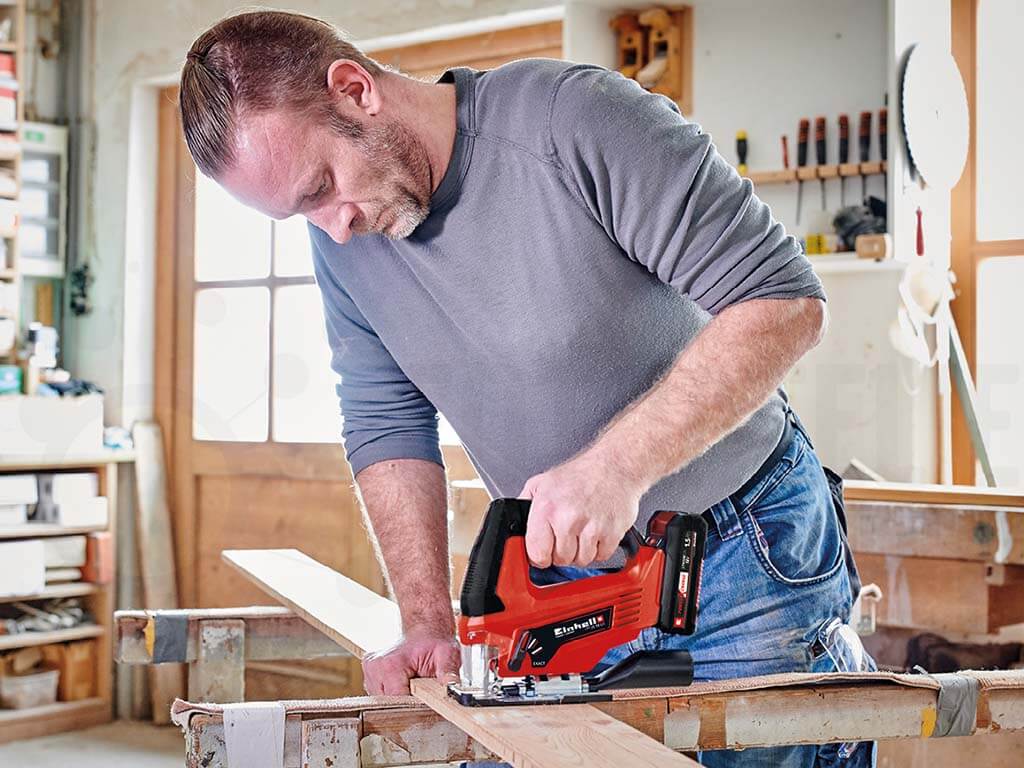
[466,426,876,768]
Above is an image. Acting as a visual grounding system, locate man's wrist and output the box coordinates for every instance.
[583,432,656,494]
[401,604,456,639]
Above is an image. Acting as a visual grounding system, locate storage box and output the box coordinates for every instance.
[0,540,45,596]
[34,473,106,526]
[0,666,60,709]
[0,395,104,456]
[40,642,95,701]
[43,536,87,568]
[82,532,113,585]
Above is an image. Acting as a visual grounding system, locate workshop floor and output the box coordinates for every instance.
[0,721,182,766]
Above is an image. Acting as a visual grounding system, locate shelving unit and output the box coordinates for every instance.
[0,0,20,360]
[0,448,133,744]
[745,160,887,186]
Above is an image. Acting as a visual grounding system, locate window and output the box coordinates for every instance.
[191,170,342,443]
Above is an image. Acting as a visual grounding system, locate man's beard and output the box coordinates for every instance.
[352,121,432,240]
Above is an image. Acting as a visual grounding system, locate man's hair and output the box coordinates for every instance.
[180,10,384,177]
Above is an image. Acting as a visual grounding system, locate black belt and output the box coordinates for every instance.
[726,412,796,509]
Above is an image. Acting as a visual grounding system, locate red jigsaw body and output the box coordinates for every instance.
[458,502,703,679]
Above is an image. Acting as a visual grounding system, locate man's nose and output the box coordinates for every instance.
[316,204,359,245]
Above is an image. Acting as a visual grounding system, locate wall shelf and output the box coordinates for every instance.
[809,256,908,276]
[0,624,103,652]
[0,582,100,605]
[746,161,888,186]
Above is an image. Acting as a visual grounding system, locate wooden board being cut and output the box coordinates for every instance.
[411,678,698,768]
[222,549,401,658]
[223,548,699,768]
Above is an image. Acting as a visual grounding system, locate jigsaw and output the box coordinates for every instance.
[450,498,706,706]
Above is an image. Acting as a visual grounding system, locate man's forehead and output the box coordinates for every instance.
[221,111,310,219]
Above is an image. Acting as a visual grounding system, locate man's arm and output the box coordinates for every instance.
[356,458,460,694]
[522,66,828,567]
[522,297,825,567]
[311,230,457,693]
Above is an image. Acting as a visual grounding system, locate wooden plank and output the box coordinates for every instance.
[226,548,697,767]
[411,677,699,768]
[132,422,185,723]
[114,607,347,664]
[222,549,401,659]
[844,481,1024,507]
[0,698,109,746]
[855,553,1024,633]
[846,499,1024,564]
[0,624,103,651]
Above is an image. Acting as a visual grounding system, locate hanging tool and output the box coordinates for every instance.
[736,130,748,176]
[796,118,809,224]
[781,134,790,170]
[879,106,888,202]
[451,498,706,706]
[838,114,850,206]
[814,116,827,210]
[916,207,924,257]
[858,110,872,202]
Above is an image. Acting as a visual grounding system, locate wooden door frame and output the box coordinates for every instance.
[950,0,1024,485]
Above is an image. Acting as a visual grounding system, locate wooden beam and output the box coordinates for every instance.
[411,677,699,768]
[133,422,185,722]
[843,480,1024,507]
[855,553,1024,633]
[115,607,347,664]
[177,670,1024,765]
[222,548,699,768]
[846,499,1024,564]
[222,550,401,659]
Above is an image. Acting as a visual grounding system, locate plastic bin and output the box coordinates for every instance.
[0,666,59,709]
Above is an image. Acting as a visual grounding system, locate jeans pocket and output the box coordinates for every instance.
[740,434,845,587]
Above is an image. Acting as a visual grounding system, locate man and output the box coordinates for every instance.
[180,10,874,766]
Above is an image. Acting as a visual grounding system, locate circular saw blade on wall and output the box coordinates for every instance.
[900,43,970,190]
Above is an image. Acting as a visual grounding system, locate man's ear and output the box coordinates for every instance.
[326,60,381,116]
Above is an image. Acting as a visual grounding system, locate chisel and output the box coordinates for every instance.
[815,116,827,210]
[796,118,809,224]
[838,114,849,206]
[858,110,872,202]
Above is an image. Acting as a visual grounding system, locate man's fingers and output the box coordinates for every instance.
[525,515,555,568]
[573,531,599,567]
[552,523,578,566]
[381,673,412,696]
[594,533,619,563]
[519,476,538,499]
[362,666,384,695]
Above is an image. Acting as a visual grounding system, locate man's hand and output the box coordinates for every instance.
[362,631,461,695]
[519,454,644,568]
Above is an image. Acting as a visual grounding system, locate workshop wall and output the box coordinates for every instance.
[70,0,890,433]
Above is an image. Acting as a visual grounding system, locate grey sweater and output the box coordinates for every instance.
[310,60,825,528]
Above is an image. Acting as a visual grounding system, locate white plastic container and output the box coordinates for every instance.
[0,667,60,709]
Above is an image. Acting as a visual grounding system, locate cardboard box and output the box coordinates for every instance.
[0,540,45,597]
[41,641,96,701]
[0,395,104,456]
[34,473,106,526]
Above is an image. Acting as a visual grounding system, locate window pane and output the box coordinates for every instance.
[194,169,271,281]
[976,0,1024,241]
[193,287,270,441]
[976,256,1024,485]
[272,285,343,443]
[274,216,314,277]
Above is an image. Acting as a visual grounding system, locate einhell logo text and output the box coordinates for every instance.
[553,613,606,639]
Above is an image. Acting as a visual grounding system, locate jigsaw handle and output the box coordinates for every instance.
[460,499,645,618]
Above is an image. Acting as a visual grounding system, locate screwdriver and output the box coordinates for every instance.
[858,111,872,202]
[838,114,849,206]
[796,118,809,224]
[814,116,827,210]
[879,107,888,202]
[736,130,748,176]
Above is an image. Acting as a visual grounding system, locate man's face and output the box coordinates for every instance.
[219,104,433,244]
